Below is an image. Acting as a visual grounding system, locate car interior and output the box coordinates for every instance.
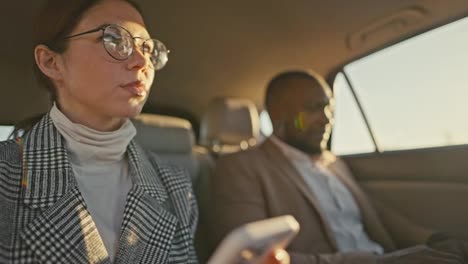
[1,0,468,262]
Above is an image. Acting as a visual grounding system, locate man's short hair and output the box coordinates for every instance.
[264,70,331,112]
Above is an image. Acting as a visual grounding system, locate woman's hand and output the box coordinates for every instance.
[261,249,290,264]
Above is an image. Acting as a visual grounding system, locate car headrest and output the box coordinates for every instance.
[199,97,260,152]
[132,113,195,154]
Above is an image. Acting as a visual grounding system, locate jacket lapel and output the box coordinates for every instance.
[20,114,111,263]
[260,138,339,250]
[115,142,178,264]
[22,188,110,264]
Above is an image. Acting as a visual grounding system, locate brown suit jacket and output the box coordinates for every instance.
[209,138,433,264]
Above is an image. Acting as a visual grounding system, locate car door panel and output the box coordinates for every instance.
[342,145,468,240]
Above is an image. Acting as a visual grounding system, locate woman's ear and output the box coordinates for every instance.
[34,44,64,81]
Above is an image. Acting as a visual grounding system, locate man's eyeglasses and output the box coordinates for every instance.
[63,24,169,71]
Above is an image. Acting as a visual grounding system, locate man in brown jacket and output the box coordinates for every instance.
[209,70,467,264]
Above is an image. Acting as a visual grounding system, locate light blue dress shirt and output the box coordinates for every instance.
[271,136,384,254]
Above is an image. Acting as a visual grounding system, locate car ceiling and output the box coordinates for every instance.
[1,0,467,124]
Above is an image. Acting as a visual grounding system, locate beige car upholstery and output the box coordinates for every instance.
[344,147,468,240]
[133,114,199,177]
[199,97,260,155]
[132,113,215,262]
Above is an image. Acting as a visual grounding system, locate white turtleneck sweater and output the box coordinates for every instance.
[50,104,136,261]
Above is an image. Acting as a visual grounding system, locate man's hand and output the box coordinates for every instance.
[377,245,464,264]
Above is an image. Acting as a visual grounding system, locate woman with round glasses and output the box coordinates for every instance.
[0,0,290,263]
[0,0,194,263]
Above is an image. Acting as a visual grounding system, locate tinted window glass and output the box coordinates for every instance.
[333,17,468,153]
[0,126,14,141]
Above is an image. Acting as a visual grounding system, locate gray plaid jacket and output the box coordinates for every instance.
[0,114,198,264]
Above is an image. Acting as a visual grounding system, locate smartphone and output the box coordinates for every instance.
[207,215,300,264]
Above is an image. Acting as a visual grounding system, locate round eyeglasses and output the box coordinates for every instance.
[62,24,169,70]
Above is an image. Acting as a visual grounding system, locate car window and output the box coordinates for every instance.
[331,73,375,155]
[332,16,468,155]
[0,126,14,141]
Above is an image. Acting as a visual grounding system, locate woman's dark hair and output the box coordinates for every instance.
[10,0,143,139]
[33,0,143,103]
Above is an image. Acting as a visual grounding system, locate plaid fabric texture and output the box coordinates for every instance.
[0,114,198,263]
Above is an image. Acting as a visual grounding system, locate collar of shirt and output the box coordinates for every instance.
[270,135,323,168]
